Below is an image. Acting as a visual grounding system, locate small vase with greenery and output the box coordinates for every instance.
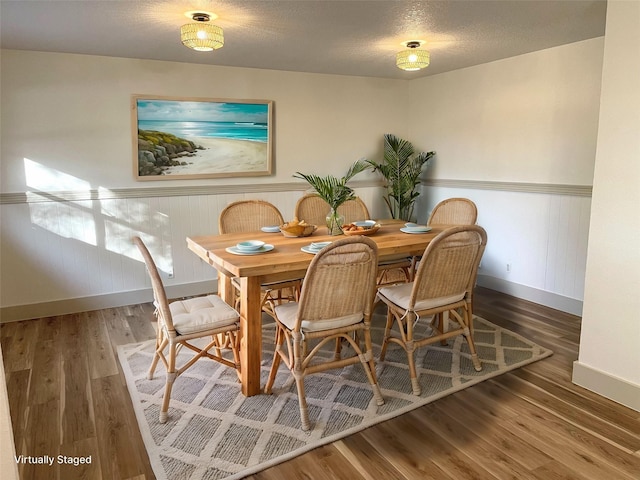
[294,159,368,235]
[366,133,435,221]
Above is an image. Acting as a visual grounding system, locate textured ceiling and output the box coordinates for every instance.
[0,0,607,79]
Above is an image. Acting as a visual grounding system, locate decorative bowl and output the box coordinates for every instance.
[236,240,266,251]
[342,221,381,236]
[355,220,377,228]
[280,223,317,237]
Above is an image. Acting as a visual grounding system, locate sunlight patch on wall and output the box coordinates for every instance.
[24,158,90,191]
[23,158,174,276]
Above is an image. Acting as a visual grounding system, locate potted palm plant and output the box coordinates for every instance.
[294,159,368,235]
[366,134,435,221]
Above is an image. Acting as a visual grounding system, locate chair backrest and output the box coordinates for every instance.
[294,194,330,226]
[427,198,478,226]
[410,225,487,310]
[337,197,371,224]
[295,236,378,329]
[219,200,284,233]
[133,236,175,332]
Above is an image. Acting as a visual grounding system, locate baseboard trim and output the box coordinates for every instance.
[572,361,640,412]
[476,275,583,316]
[0,281,216,323]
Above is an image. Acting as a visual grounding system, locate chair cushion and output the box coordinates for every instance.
[169,295,239,335]
[274,302,363,332]
[378,283,465,312]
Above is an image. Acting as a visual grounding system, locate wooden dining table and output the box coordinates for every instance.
[186,220,444,396]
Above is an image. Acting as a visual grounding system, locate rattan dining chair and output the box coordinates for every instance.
[407,197,479,278]
[294,193,331,226]
[219,199,285,233]
[377,225,487,395]
[427,197,478,226]
[264,236,384,431]
[337,197,370,223]
[219,200,300,316]
[133,236,241,423]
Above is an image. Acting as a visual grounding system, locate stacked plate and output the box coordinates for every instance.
[226,240,274,255]
[400,223,432,234]
[301,241,332,254]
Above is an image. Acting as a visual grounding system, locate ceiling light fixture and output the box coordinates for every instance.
[396,41,430,71]
[181,12,224,52]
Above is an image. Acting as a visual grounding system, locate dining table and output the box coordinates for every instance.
[186,219,445,396]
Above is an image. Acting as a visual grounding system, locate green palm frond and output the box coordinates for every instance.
[294,159,367,210]
[366,134,435,220]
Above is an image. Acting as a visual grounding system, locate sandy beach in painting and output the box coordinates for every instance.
[163,137,268,175]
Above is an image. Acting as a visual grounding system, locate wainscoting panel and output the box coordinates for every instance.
[418,183,591,314]
[0,186,385,321]
[1,181,588,320]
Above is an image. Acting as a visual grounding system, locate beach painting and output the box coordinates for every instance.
[132,95,273,180]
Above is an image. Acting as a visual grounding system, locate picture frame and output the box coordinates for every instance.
[132,94,273,180]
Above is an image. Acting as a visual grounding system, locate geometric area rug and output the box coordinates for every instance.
[117,315,552,480]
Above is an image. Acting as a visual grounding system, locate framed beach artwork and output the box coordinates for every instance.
[132,95,273,180]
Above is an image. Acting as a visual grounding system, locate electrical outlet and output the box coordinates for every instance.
[506,263,511,272]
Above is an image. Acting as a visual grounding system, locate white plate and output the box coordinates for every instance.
[301,246,325,255]
[400,226,432,234]
[261,226,281,233]
[310,241,332,250]
[226,244,275,255]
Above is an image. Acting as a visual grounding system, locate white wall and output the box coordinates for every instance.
[0,51,400,318]
[406,39,603,314]
[1,39,604,322]
[0,50,402,192]
[572,0,640,411]
[406,38,602,185]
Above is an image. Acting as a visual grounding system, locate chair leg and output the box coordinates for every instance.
[438,312,448,346]
[265,327,284,394]
[362,329,384,406]
[406,347,421,396]
[334,337,342,361]
[462,308,482,372]
[404,313,421,395]
[294,375,310,431]
[159,342,177,423]
[228,331,242,381]
[290,332,311,431]
[379,309,394,361]
[148,335,167,380]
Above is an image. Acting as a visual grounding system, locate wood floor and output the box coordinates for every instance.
[2,287,639,479]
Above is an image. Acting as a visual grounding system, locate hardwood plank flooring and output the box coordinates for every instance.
[2,287,639,479]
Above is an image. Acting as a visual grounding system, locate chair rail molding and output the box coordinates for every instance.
[421,179,592,197]
[0,180,384,205]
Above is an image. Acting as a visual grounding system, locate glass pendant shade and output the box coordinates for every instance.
[396,47,430,71]
[181,23,224,51]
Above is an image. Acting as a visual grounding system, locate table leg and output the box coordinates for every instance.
[239,276,262,396]
[217,272,234,306]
